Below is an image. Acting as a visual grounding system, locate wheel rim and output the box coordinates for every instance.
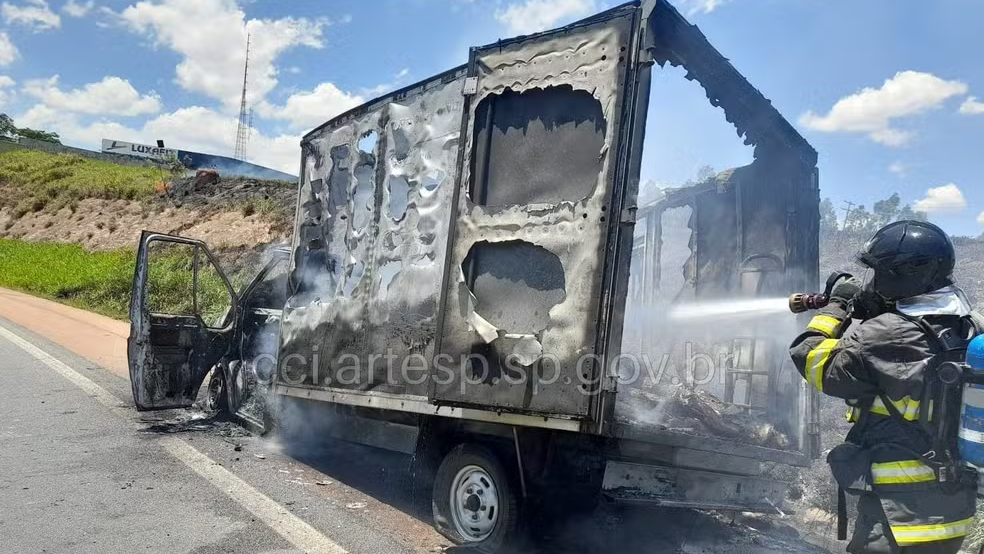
[206,374,223,411]
[449,464,499,542]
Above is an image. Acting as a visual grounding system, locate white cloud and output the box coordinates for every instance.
[359,67,412,98]
[888,161,907,177]
[913,183,967,213]
[23,75,161,116]
[799,71,968,146]
[258,82,363,132]
[117,0,327,111]
[0,32,17,66]
[960,96,984,115]
[678,0,729,15]
[978,212,984,227]
[495,0,595,35]
[0,74,15,107]
[62,0,93,17]
[18,103,301,173]
[1,0,60,31]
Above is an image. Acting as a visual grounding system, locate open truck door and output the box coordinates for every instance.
[128,231,238,411]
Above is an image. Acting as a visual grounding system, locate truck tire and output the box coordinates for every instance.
[203,368,229,415]
[432,443,520,552]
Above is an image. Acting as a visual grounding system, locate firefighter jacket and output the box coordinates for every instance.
[790,301,978,553]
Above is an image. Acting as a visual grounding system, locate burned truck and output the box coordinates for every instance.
[128,0,820,550]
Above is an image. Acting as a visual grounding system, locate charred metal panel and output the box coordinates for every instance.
[279,69,467,396]
[602,461,787,513]
[693,181,738,298]
[128,232,236,411]
[433,7,637,417]
[645,1,819,171]
[470,86,606,206]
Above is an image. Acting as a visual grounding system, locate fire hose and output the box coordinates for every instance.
[788,271,855,314]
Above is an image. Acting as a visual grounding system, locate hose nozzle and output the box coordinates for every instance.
[788,293,829,314]
[788,271,855,314]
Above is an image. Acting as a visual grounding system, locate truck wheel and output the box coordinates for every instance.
[204,368,228,415]
[432,444,520,551]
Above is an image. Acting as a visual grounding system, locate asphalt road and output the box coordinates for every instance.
[0,316,444,554]
[0,296,840,554]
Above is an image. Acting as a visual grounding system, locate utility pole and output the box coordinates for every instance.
[841,201,857,230]
[234,34,251,161]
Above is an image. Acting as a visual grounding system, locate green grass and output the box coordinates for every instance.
[0,239,252,322]
[0,239,136,318]
[0,150,160,216]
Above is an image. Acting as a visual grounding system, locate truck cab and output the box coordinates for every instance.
[128,235,289,428]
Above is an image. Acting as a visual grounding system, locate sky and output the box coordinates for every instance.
[0,0,981,235]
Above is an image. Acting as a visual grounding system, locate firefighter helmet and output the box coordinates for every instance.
[856,220,955,301]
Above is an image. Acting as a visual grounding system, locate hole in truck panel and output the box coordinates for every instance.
[377,261,401,298]
[388,175,411,221]
[422,169,445,194]
[352,163,375,230]
[462,240,566,333]
[469,85,605,206]
[358,131,378,156]
[657,206,694,303]
[342,259,365,297]
[638,64,753,205]
[326,145,351,216]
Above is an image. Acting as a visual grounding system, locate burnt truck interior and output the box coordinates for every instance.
[128,0,820,524]
[128,232,290,425]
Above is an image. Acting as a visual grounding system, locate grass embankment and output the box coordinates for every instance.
[0,239,243,322]
[0,150,159,218]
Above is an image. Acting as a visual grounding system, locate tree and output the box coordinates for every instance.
[638,179,662,206]
[683,164,717,187]
[0,113,15,138]
[16,127,61,144]
[0,113,62,144]
[819,193,928,274]
[832,193,927,241]
[819,198,838,237]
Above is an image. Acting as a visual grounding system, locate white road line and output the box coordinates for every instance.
[162,437,347,554]
[0,324,123,408]
[0,324,348,554]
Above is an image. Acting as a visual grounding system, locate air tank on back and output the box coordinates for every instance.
[958,335,984,468]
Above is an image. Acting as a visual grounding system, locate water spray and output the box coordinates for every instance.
[668,271,856,322]
[669,297,793,321]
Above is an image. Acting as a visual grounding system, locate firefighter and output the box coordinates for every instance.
[790,220,980,554]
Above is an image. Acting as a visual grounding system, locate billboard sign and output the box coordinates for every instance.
[101,139,177,160]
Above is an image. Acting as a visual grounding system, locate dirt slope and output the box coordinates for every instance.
[0,175,296,251]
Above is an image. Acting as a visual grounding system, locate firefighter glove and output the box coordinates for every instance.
[850,290,888,321]
[829,277,862,308]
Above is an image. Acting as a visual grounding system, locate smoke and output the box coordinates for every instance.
[615,204,807,451]
[179,151,296,182]
[215,242,291,430]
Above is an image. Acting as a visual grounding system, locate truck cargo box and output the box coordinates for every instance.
[273,0,820,466]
